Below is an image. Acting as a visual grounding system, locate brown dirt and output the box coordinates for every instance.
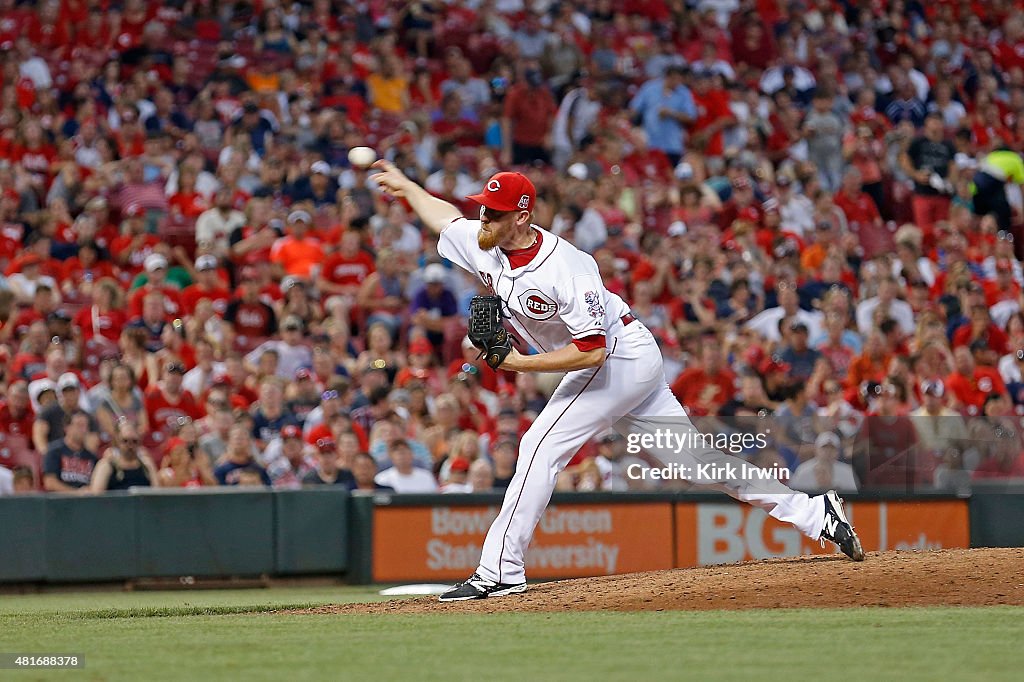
[287,548,1024,615]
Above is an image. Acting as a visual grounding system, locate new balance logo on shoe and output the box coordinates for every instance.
[821,491,866,561]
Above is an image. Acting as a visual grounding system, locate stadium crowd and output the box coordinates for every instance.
[3,0,1024,499]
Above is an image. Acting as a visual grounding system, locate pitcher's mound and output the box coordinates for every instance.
[293,548,1024,615]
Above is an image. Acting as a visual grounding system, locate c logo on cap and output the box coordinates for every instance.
[487,179,501,191]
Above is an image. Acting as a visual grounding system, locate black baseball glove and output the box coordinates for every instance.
[468,295,513,369]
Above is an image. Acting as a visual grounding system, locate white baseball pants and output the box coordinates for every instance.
[475,320,826,585]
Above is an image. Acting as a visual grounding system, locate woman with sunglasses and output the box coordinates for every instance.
[90,419,160,492]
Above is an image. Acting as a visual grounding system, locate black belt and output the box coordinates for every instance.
[621,313,636,326]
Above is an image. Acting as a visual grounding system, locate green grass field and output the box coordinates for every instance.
[1,588,1021,681]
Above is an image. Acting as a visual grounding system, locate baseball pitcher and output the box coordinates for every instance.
[370,161,864,602]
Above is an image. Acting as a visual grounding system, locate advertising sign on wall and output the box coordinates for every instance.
[373,503,675,583]
[674,500,970,567]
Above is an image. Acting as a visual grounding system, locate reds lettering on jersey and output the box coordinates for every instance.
[438,218,629,353]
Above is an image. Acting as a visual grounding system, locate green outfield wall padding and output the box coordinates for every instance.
[274,488,349,574]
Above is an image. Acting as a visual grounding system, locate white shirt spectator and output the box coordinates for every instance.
[856,297,915,336]
[745,307,824,342]
[370,215,424,256]
[907,68,931,102]
[998,353,1022,385]
[165,168,219,199]
[375,466,439,493]
[302,405,326,436]
[74,143,103,170]
[574,207,609,254]
[891,257,937,287]
[440,78,491,112]
[928,100,967,130]
[981,255,1024,284]
[759,65,816,95]
[424,170,481,199]
[552,87,602,164]
[182,362,225,398]
[595,454,657,491]
[7,273,58,304]
[195,206,246,251]
[245,341,312,381]
[691,57,736,82]
[779,192,816,236]
[991,299,1021,331]
[19,56,52,89]
[698,0,741,27]
[788,459,859,493]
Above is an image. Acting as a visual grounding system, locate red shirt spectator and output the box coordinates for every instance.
[951,305,1010,355]
[945,349,1007,411]
[109,206,161,280]
[834,174,891,260]
[319,232,376,295]
[0,381,35,442]
[73,304,126,343]
[0,2,33,48]
[179,256,231,316]
[25,3,71,56]
[670,346,737,416]
[432,92,483,147]
[60,244,116,286]
[502,78,557,150]
[127,254,183,319]
[168,189,210,219]
[984,262,1022,307]
[689,73,733,157]
[145,363,203,439]
[859,412,919,487]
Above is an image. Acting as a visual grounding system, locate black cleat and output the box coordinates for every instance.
[820,490,865,561]
[438,573,528,602]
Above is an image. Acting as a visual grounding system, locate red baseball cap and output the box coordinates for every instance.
[409,338,432,355]
[466,172,536,212]
[281,425,302,440]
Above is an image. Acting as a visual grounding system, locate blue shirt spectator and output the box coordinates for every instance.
[629,66,697,162]
[410,264,459,349]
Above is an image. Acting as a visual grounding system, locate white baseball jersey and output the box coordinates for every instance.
[435,214,826,588]
[434,218,626,350]
[437,217,631,352]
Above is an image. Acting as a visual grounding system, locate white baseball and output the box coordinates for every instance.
[348,146,378,167]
